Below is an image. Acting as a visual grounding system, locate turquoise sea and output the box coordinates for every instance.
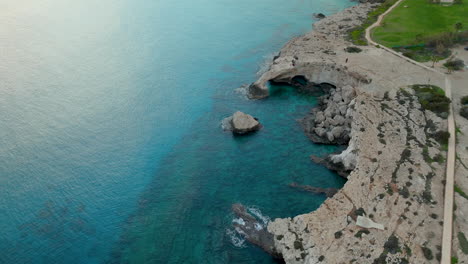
[0,0,354,263]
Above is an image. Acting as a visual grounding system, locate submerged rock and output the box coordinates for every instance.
[288,182,338,197]
[222,111,262,134]
[313,13,326,19]
[231,204,282,259]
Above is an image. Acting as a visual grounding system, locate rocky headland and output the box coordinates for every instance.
[232,2,451,263]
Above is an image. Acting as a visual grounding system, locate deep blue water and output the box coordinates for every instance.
[0,0,353,263]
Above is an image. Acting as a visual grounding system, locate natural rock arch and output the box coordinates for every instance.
[249,62,371,99]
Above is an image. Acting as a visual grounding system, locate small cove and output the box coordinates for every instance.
[110,84,346,263]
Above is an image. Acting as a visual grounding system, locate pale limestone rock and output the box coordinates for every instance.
[356,216,384,230]
[243,2,447,263]
[223,111,262,134]
[331,126,344,138]
[232,111,261,134]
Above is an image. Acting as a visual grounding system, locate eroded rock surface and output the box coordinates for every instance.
[301,85,356,145]
[231,204,282,259]
[268,90,447,264]
[235,1,449,263]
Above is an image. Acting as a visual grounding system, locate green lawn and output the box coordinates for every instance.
[372,0,468,47]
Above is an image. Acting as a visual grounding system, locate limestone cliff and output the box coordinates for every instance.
[240,2,450,263]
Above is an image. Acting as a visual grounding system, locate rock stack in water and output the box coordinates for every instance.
[222,111,262,134]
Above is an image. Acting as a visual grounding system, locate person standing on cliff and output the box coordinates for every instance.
[345,58,348,63]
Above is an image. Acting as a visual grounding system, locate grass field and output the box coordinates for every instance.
[372,0,468,47]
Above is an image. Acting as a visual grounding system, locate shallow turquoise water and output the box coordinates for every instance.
[0,0,353,263]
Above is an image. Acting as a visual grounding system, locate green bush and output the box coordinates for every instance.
[421,246,434,260]
[412,84,451,118]
[434,130,450,145]
[384,235,400,254]
[461,96,468,105]
[461,106,468,119]
[458,232,468,254]
[455,185,468,200]
[345,46,363,53]
[444,59,465,71]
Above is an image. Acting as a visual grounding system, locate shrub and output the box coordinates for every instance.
[461,106,468,119]
[422,246,434,260]
[461,96,468,105]
[412,84,451,118]
[455,185,468,200]
[355,229,370,238]
[434,130,450,145]
[345,46,363,53]
[384,235,400,254]
[458,232,468,254]
[444,59,465,71]
[294,240,304,250]
[334,231,343,239]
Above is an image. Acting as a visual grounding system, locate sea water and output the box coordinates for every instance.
[0,0,354,263]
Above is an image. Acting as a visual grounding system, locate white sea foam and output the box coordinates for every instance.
[234,226,246,236]
[232,217,245,226]
[256,52,276,77]
[226,228,246,248]
[234,84,249,98]
[248,207,270,225]
[254,222,263,231]
[220,116,233,131]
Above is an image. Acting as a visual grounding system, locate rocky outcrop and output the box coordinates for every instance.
[313,13,326,19]
[288,182,338,198]
[222,111,262,134]
[268,90,447,264]
[231,204,282,259]
[310,154,353,178]
[301,85,356,145]
[236,1,449,263]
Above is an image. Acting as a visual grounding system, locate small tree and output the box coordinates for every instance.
[455,22,463,31]
[435,42,446,56]
[430,55,441,67]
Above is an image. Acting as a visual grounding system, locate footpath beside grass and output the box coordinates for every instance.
[348,0,398,45]
[372,0,468,47]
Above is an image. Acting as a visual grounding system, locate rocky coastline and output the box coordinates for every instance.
[231,1,450,263]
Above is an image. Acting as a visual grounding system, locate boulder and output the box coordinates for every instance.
[331,126,344,138]
[333,92,343,103]
[314,13,326,19]
[333,115,346,126]
[315,111,325,123]
[327,131,335,142]
[342,85,355,104]
[314,127,327,137]
[225,111,262,134]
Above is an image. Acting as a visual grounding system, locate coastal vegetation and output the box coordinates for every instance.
[412,84,451,118]
[345,46,363,53]
[372,0,468,61]
[461,96,468,119]
[347,0,399,45]
[444,59,465,72]
[458,232,468,254]
[455,185,468,200]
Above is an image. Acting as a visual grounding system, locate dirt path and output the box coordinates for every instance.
[364,2,456,263]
